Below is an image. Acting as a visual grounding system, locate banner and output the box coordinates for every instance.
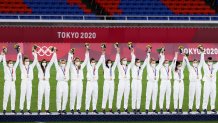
[0,27,218,43]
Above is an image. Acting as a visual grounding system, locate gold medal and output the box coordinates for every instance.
[154,77,156,80]
[197,76,199,79]
[210,74,213,78]
[110,77,112,80]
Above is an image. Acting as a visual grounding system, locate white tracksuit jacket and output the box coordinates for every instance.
[173,57,186,110]
[53,52,71,111]
[85,54,104,110]
[19,52,37,110]
[159,55,177,110]
[70,52,89,110]
[201,52,218,110]
[101,53,119,109]
[131,53,149,110]
[3,53,20,111]
[36,53,55,110]
[184,54,203,110]
[145,53,164,110]
[116,53,135,109]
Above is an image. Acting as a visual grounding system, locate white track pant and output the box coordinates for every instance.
[202,81,216,110]
[56,81,68,111]
[38,80,50,110]
[145,81,158,110]
[116,79,130,109]
[189,81,201,110]
[85,80,98,110]
[173,80,184,109]
[102,80,114,109]
[19,80,32,110]
[131,79,142,109]
[3,81,16,110]
[159,80,171,109]
[70,80,83,110]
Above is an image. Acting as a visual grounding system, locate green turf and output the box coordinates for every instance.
[0,62,217,112]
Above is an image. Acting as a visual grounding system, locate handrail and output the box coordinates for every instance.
[0,14,218,21]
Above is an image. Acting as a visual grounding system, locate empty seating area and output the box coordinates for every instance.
[0,0,31,14]
[162,0,216,15]
[0,0,217,20]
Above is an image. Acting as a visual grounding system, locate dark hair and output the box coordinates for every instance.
[90,58,95,63]
[193,59,198,62]
[7,60,13,64]
[23,56,29,64]
[120,57,127,66]
[208,57,212,61]
[106,59,112,68]
[135,58,140,63]
[40,59,47,74]
[74,57,81,69]
[175,61,181,71]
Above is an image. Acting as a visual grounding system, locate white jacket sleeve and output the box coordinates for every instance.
[81,52,89,70]
[96,54,104,69]
[128,53,135,69]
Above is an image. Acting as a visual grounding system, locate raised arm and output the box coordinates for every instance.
[0,54,2,63]
[19,53,24,69]
[46,52,55,70]
[170,52,178,70]
[53,52,59,70]
[198,52,205,69]
[66,52,72,69]
[30,52,37,68]
[2,54,7,67]
[184,56,191,70]
[156,53,165,69]
[112,53,119,70]
[96,54,104,69]
[141,53,149,70]
[81,50,89,69]
[13,53,21,70]
[181,56,186,71]
[128,49,136,68]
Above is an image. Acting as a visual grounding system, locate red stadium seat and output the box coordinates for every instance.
[0,0,32,14]
[161,0,216,15]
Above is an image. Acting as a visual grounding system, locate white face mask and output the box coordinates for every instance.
[91,63,96,67]
[193,63,198,67]
[108,63,112,67]
[177,67,182,70]
[61,64,66,68]
[42,63,46,67]
[122,60,127,65]
[208,62,213,66]
[8,63,13,68]
[25,61,30,66]
[75,62,80,66]
[136,63,141,67]
[151,64,156,67]
[164,64,169,67]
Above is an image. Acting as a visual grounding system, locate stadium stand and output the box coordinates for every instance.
[0,0,217,21]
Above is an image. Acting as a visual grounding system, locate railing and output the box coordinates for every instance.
[1,14,218,23]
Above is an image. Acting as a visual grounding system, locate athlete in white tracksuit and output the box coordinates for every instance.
[116,49,135,114]
[159,52,177,114]
[85,51,104,114]
[2,52,21,115]
[19,52,37,114]
[173,56,186,114]
[36,52,55,114]
[201,52,218,114]
[145,52,164,114]
[184,53,203,114]
[101,48,119,114]
[131,53,148,114]
[53,51,71,115]
[70,50,89,114]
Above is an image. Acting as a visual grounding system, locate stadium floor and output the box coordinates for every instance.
[0,112,218,122]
